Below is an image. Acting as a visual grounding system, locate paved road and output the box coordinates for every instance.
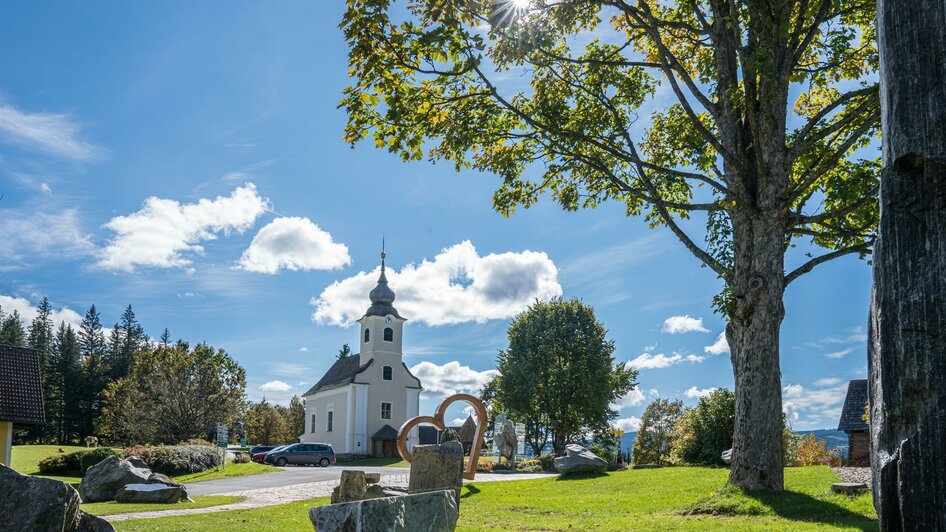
[187,465,406,495]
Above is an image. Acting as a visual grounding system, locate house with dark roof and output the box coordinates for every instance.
[301,252,422,457]
[0,345,45,466]
[838,379,869,464]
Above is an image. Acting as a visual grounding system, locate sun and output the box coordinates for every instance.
[511,0,531,8]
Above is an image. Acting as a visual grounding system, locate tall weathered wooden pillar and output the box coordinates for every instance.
[870,0,946,528]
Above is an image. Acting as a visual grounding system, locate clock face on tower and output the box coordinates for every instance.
[385,316,393,324]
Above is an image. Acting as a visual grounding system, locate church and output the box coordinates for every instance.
[301,252,423,457]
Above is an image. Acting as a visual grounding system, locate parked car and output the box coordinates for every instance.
[264,443,336,467]
[249,445,278,463]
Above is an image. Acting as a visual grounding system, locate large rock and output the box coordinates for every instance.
[310,489,458,532]
[408,442,463,500]
[115,483,184,504]
[0,464,114,532]
[146,472,190,500]
[554,444,608,475]
[496,420,517,464]
[79,455,151,503]
[331,470,367,504]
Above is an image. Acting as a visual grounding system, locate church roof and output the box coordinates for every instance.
[837,379,868,433]
[371,424,399,441]
[0,344,45,425]
[302,354,372,397]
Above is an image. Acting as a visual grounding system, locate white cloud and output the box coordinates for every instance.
[685,386,718,399]
[0,102,99,160]
[99,183,269,272]
[0,209,95,264]
[612,388,646,409]
[0,295,83,328]
[704,332,730,355]
[409,360,499,397]
[614,417,642,432]
[260,380,293,392]
[781,381,849,429]
[298,346,309,352]
[40,183,52,194]
[662,315,709,334]
[237,217,351,274]
[311,241,562,326]
[824,347,854,359]
[626,351,703,370]
[814,377,841,387]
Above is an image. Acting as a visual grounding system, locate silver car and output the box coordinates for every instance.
[264,443,336,467]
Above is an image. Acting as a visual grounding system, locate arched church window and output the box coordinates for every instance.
[364,328,370,342]
[382,365,393,380]
[383,327,394,342]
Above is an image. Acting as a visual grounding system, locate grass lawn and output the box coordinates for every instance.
[10,444,89,484]
[10,445,280,485]
[113,466,876,531]
[82,495,244,516]
[114,497,331,531]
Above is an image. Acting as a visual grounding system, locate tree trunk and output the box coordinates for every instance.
[870,0,946,527]
[727,213,786,491]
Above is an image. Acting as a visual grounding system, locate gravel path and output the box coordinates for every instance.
[833,467,872,486]
[103,471,555,522]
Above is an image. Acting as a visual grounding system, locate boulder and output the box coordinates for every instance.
[496,420,517,464]
[721,449,732,465]
[0,464,114,532]
[114,483,184,504]
[331,470,367,504]
[310,489,458,531]
[79,455,152,503]
[364,472,381,484]
[832,482,869,495]
[147,472,190,500]
[408,442,463,500]
[554,444,608,475]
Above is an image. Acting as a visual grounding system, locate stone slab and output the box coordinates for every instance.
[309,489,458,532]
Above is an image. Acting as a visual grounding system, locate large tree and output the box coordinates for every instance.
[50,322,84,444]
[631,398,684,465]
[495,298,637,455]
[79,305,107,438]
[105,305,148,381]
[869,0,946,526]
[97,341,247,444]
[341,0,879,489]
[0,310,26,347]
[27,298,55,442]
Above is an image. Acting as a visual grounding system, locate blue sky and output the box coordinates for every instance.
[0,1,872,431]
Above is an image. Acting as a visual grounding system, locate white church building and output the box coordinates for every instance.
[301,253,422,457]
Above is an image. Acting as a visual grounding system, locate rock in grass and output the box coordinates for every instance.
[0,464,114,532]
[408,442,463,500]
[832,482,869,495]
[79,456,151,503]
[146,472,190,500]
[331,470,367,503]
[310,489,458,531]
[114,483,184,504]
[554,444,608,475]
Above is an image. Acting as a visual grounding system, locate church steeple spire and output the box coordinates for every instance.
[366,240,402,318]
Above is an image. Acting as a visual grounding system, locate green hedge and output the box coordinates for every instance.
[130,445,221,476]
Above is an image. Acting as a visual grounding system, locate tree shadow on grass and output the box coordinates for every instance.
[553,471,608,481]
[461,485,480,499]
[685,486,877,531]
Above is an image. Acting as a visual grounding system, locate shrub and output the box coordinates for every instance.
[233,452,251,464]
[145,445,221,475]
[588,443,616,463]
[38,454,75,474]
[123,445,151,461]
[669,389,735,466]
[181,438,214,447]
[515,458,542,472]
[538,453,555,471]
[79,447,122,474]
[474,459,494,473]
[792,434,838,466]
[440,428,458,443]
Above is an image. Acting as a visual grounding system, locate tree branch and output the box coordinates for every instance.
[784,242,872,285]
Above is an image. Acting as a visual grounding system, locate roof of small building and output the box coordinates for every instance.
[838,379,868,433]
[0,344,45,425]
[372,425,399,441]
[457,416,477,443]
[303,355,373,397]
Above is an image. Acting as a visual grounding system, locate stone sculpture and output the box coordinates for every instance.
[554,444,608,475]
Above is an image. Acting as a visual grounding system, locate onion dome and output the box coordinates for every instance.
[365,249,403,318]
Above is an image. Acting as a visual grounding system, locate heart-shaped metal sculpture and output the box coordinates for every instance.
[396,393,488,480]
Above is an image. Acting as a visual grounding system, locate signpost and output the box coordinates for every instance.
[216,423,228,470]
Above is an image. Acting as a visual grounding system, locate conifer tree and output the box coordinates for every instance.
[27,298,55,441]
[0,310,26,347]
[50,322,83,443]
[159,328,171,348]
[79,305,107,438]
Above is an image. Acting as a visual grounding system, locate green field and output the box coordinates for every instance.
[83,495,244,516]
[112,466,876,531]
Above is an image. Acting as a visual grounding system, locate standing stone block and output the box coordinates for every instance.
[332,470,367,504]
[408,442,463,500]
[310,489,458,532]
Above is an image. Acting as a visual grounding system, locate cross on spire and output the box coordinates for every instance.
[381,237,386,271]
